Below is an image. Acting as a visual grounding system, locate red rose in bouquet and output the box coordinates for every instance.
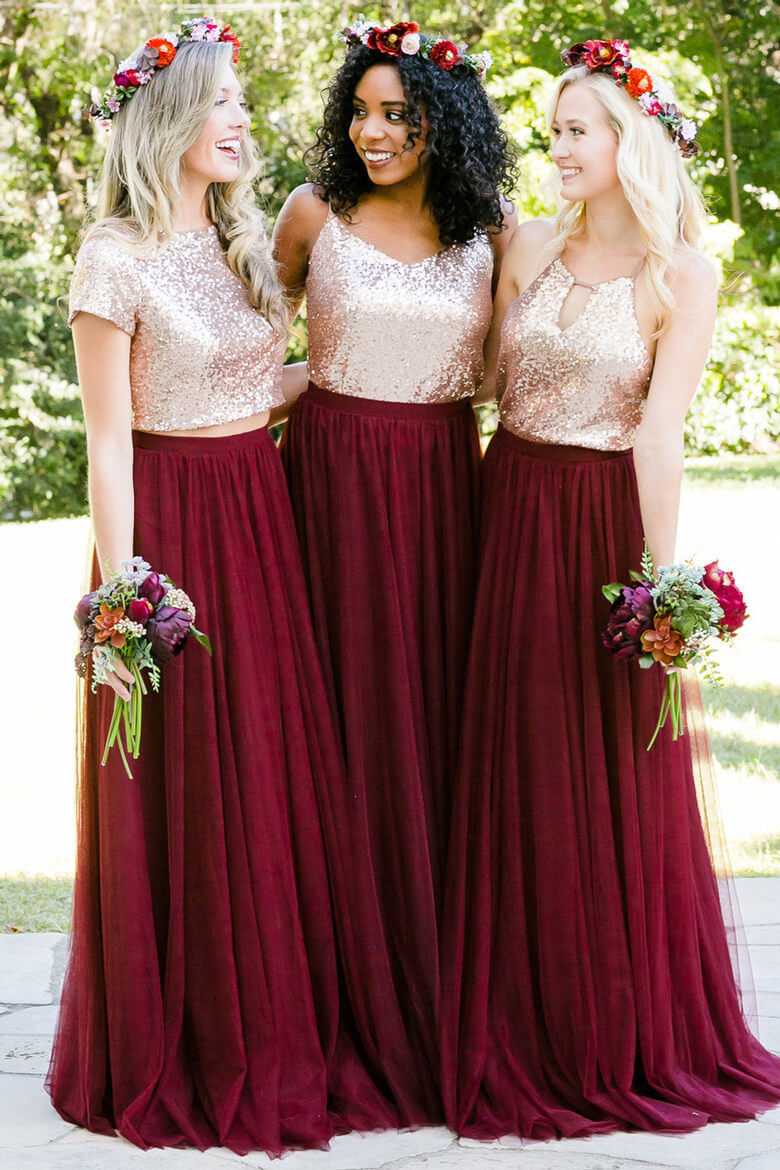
[702,561,748,634]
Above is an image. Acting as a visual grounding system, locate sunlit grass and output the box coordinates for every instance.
[0,875,73,933]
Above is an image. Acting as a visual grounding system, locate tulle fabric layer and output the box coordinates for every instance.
[441,426,780,1141]
[46,426,389,1154]
[281,383,482,1124]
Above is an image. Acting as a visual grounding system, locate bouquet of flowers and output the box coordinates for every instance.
[602,548,748,750]
[75,557,211,777]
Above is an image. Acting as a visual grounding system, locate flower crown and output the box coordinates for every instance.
[87,17,240,125]
[561,39,699,158]
[341,17,492,81]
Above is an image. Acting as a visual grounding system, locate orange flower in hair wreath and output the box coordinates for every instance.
[626,68,653,99]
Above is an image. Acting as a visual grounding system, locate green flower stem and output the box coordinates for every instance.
[115,727,133,780]
[101,694,123,765]
[646,670,685,751]
[101,693,133,779]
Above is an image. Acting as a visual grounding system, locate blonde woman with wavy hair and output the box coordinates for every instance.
[441,38,780,1140]
[47,16,366,1154]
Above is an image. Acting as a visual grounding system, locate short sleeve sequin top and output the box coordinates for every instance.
[305,212,494,404]
[68,227,284,432]
[497,256,653,451]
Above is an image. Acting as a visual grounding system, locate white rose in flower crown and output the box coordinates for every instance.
[401,32,421,54]
[652,77,676,106]
[680,118,697,141]
[477,50,493,79]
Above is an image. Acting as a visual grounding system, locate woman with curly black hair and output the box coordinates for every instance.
[273,20,517,1124]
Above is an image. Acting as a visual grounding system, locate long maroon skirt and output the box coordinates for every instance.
[441,426,780,1140]
[281,382,482,1124]
[46,426,387,1153]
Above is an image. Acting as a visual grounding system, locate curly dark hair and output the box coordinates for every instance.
[306,46,519,246]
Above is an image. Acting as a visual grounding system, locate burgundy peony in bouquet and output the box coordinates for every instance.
[75,556,211,777]
[602,549,748,749]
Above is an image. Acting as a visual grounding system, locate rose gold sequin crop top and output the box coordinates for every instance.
[305,212,494,403]
[497,256,653,451]
[68,227,284,431]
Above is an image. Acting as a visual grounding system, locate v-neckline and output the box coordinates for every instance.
[330,212,452,268]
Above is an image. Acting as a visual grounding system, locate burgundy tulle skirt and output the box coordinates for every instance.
[46,426,388,1153]
[441,426,780,1140]
[281,383,482,1124]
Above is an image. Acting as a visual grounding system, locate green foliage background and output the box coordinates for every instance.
[0,0,778,521]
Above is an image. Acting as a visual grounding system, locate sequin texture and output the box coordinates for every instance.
[498,257,653,451]
[306,213,493,403]
[69,227,284,431]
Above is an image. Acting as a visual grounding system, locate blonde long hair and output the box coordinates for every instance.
[547,66,708,331]
[84,40,288,335]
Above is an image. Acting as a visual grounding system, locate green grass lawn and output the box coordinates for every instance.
[1,453,778,930]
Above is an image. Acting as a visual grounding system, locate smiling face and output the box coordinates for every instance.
[180,60,250,186]
[550,81,620,203]
[348,63,428,188]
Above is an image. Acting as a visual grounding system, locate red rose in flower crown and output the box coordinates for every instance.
[366,22,419,56]
[702,561,748,634]
[113,69,140,90]
[586,40,622,68]
[626,67,653,99]
[430,41,459,70]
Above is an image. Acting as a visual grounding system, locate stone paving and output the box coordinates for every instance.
[1,879,779,1170]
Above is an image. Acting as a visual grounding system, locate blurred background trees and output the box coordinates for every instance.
[1,0,778,520]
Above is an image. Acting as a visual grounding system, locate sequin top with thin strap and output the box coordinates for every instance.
[305,212,494,404]
[69,227,285,432]
[497,256,653,451]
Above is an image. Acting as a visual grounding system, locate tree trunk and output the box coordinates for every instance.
[694,0,742,225]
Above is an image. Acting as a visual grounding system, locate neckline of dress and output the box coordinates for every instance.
[172,224,218,239]
[546,256,652,365]
[555,253,646,289]
[329,211,454,268]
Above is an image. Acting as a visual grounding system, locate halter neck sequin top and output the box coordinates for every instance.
[305,212,494,403]
[69,227,284,432]
[497,256,653,451]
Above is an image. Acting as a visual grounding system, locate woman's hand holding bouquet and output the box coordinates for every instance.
[602,548,747,749]
[75,556,211,777]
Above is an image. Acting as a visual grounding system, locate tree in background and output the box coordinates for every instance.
[1,1,777,520]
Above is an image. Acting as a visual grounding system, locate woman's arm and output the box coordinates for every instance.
[474,219,554,406]
[73,311,136,699]
[489,196,519,292]
[269,360,309,425]
[271,184,328,419]
[273,183,329,315]
[632,253,718,568]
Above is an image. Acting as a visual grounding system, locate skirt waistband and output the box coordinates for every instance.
[493,425,632,465]
[304,381,474,421]
[133,425,273,455]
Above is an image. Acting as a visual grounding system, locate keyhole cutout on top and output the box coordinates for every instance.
[556,277,599,333]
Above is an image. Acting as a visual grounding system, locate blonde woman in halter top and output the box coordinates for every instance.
[47,20,385,1153]
[273,21,517,1124]
[441,40,780,1141]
